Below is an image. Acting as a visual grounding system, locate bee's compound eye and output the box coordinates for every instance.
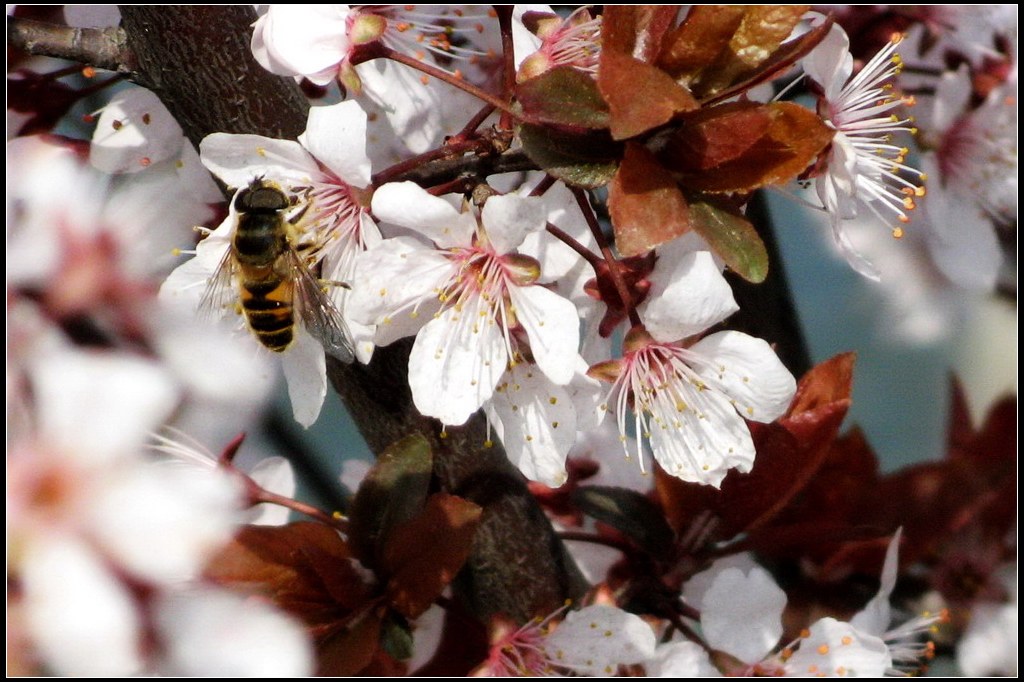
[233,187,253,211]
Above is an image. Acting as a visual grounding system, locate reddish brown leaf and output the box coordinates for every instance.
[608,141,692,256]
[787,352,856,418]
[699,5,810,95]
[688,200,768,284]
[657,6,747,81]
[382,493,482,619]
[317,610,383,677]
[665,102,833,193]
[516,66,610,131]
[205,522,372,621]
[601,6,681,63]
[348,434,433,569]
[703,16,834,106]
[598,51,698,140]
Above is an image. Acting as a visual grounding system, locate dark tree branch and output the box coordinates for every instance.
[726,192,812,377]
[114,5,586,623]
[7,16,136,75]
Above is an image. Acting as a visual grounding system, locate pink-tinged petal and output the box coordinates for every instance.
[786,618,891,677]
[31,350,178,465]
[371,182,476,247]
[802,24,853,100]
[544,605,657,675]
[199,133,322,188]
[851,529,901,636]
[956,600,1018,676]
[641,251,738,343]
[22,539,143,676]
[299,101,372,186]
[646,641,722,677]
[251,6,351,84]
[90,87,184,174]
[63,4,120,27]
[701,566,786,664]
[481,193,547,255]
[509,284,580,386]
[484,364,576,487]
[346,236,450,339]
[246,457,296,526]
[688,331,796,424]
[156,588,313,676]
[408,307,508,426]
[281,323,328,428]
[89,462,243,584]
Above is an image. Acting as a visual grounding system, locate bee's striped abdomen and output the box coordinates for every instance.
[240,277,295,352]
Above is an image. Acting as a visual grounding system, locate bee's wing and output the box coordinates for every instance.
[197,246,239,322]
[289,249,356,364]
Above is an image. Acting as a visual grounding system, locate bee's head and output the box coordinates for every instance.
[234,178,290,213]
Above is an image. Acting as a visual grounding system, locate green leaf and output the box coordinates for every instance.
[519,123,619,189]
[689,200,768,283]
[380,614,415,661]
[382,493,482,619]
[516,66,610,131]
[608,141,692,256]
[572,485,675,558]
[598,50,697,140]
[348,434,433,569]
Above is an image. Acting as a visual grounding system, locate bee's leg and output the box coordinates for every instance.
[320,279,352,290]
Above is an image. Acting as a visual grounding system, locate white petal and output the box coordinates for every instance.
[484,364,576,487]
[924,183,1001,291]
[646,641,722,677]
[688,331,796,424]
[282,323,328,428]
[408,305,508,426]
[786,618,891,677]
[509,284,580,386]
[544,605,657,675]
[90,87,184,174]
[683,552,761,613]
[89,461,243,584]
[300,101,372,186]
[701,566,786,664]
[22,539,143,676]
[933,66,973,134]
[802,24,853,100]
[157,588,314,676]
[251,5,351,83]
[346,236,450,344]
[200,133,322,188]
[641,251,738,342]
[649,382,756,486]
[246,457,296,526]
[850,529,901,636]
[371,182,476,248]
[31,349,178,465]
[518,178,597,283]
[481,193,547,255]
[957,601,1018,676]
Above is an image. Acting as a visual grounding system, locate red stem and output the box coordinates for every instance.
[380,46,523,121]
[494,5,517,130]
[250,486,350,532]
[570,187,643,328]
[372,136,486,187]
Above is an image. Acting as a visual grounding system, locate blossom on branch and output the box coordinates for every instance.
[803,24,927,279]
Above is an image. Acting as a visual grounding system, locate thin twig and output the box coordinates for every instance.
[7,16,136,75]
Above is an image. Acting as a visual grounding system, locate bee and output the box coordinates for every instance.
[200,178,355,363]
